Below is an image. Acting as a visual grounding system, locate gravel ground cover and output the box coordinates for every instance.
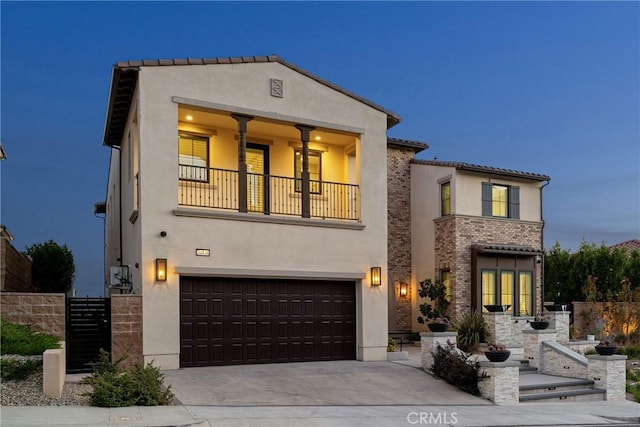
[0,368,91,406]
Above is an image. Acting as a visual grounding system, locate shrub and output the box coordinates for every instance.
[86,350,174,407]
[26,240,76,293]
[626,369,640,402]
[431,341,487,395]
[455,311,490,352]
[0,318,60,355]
[619,344,640,359]
[0,359,42,381]
[387,337,396,352]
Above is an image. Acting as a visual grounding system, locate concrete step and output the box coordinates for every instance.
[519,374,605,402]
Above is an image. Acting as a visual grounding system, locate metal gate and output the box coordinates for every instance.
[66,297,111,373]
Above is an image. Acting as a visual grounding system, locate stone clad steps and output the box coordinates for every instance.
[518,361,605,402]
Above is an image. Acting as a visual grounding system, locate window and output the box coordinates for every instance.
[482,182,519,219]
[481,270,496,311]
[519,272,533,316]
[294,150,322,193]
[179,134,209,182]
[501,271,515,313]
[440,270,451,300]
[441,182,451,216]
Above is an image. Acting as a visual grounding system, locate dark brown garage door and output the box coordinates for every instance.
[180,277,356,367]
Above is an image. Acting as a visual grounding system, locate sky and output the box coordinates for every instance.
[1,1,638,297]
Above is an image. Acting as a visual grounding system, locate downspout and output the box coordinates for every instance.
[540,179,550,312]
[112,145,124,295]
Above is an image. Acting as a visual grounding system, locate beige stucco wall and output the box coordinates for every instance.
[108,62,390,369]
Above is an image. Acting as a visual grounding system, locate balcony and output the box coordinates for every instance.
[178,166,360,221]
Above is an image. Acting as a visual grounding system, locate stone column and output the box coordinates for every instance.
[478,361,520,404]
[587,354,628,401]
[484,313,512,347]
[231,114,254,213]
[295,124,315,218]
[523,329,556,369]
[547,310,570,343]
[420,331,457,372]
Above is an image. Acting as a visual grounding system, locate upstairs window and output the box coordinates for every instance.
[441,182,451,216]
[482,182,519,219]
[179,134,209,182]
[294,150,322,194]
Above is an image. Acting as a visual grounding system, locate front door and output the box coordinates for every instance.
[246,143,269,213]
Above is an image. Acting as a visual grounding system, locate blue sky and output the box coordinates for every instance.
[1,2,638,297]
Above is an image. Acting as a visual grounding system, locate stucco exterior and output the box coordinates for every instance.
[103,60,391,369]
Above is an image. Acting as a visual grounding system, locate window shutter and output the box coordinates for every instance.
[482,182,492,216]
[509,186,520,219]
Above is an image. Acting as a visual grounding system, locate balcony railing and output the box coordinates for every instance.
[178,165,360,221]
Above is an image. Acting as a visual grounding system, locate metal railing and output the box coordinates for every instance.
[179,165,360,220]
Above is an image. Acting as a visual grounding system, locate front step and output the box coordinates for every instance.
[519,374,605,402]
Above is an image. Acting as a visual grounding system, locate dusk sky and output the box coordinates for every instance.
[1,2,638,297]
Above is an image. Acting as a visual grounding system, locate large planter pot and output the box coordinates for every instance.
[529,321,549,330]
[485,350,511,362]
[594,345,617,356]
[427,322,449,333]
[483,304,510,313]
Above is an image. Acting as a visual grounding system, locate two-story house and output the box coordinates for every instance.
[101,56,397,369]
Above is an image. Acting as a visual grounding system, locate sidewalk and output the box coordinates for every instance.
[2,401,639,427]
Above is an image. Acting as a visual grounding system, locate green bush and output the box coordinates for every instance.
[455,311,490,352]
[626,369,640,402]
[431,341,488,395]
[619,344,640,359]
[86,350,174,407]
[1,318,60,355]
[0,359,42,381]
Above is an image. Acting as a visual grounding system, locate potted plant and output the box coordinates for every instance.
[594,338,618,356]
[529,313,550,330]
[455,311,491,353]
[416,278,450,332]
[485,343,510,362]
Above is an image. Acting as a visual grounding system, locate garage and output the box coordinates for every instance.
[180,276,356,367]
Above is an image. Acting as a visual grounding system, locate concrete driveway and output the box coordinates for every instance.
[163,359,490,406]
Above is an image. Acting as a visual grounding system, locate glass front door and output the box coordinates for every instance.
[246,143,269,213]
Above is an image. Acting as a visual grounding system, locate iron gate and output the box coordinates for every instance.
[66,297,111,373]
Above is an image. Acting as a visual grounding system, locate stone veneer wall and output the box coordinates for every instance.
[0,292,65,339]
[1,237,32,292]
[111,295,143,369]
[434,215,543,320]
[387,146,416,332]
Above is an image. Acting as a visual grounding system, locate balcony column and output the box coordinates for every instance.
[295,124,315,218]
[231,113,254,213]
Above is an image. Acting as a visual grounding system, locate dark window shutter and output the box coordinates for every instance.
[509,186,520,219]
[482,182,492,216]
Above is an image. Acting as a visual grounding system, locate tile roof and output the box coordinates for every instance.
[610,239,640,253]
[387,137,428,153]
[411,159,550,182]
[471,243,542,255]
[104,55,401,146]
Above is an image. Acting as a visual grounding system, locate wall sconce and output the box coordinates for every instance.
[370,267,382,286]
[400,283,408,297]
[155,258,167,282]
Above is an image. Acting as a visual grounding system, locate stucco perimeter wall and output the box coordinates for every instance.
[434,216,543,320]
[387,146,416,333]
[0,293,65,340]
[134,62,390,369]
[111,295,143,369]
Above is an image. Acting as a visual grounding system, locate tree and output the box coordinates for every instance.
[26,240,75,293]
[544,242,574,304]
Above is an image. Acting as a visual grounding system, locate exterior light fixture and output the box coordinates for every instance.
[155,258,167,282]
[371,267,382,286]
[400,283,408,297]
[186,114,194,121]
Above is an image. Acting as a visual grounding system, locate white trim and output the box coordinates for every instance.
[174,267,365,280]
[173,207,365,230]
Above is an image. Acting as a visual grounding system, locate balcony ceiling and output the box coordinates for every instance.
[178,106,357,146]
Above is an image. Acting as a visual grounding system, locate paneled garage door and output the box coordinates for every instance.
[180,276,356,367]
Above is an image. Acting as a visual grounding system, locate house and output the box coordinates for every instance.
[0,225,33,292]
[391,158,550,333]
[610,239,640,253]
[101,55,396,369]
[100,54,551,367]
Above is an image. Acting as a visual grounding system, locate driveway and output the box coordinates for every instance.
[163,358,490,406]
